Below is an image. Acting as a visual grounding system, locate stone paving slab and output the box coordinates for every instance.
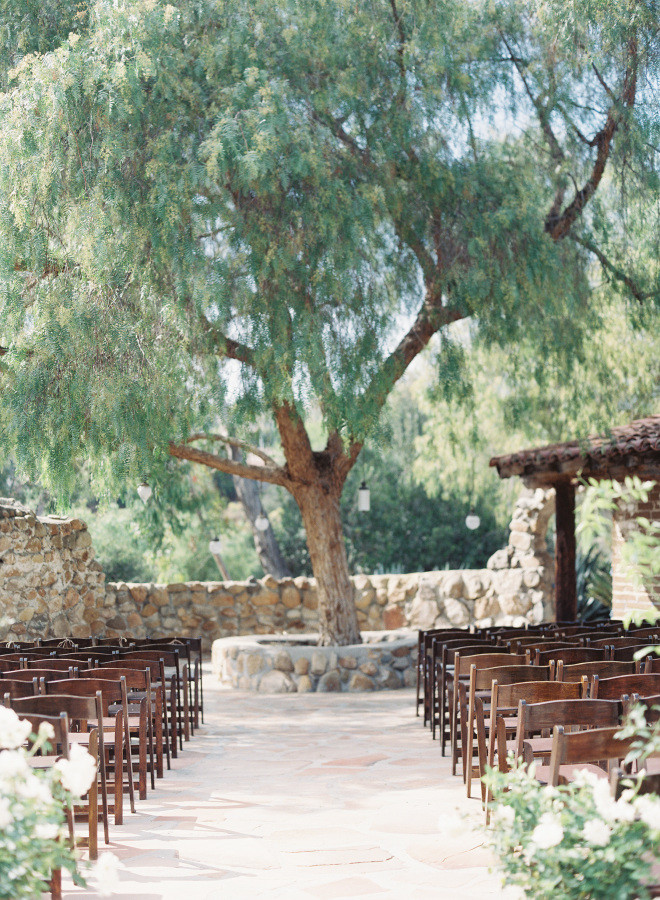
[63,668,506,899]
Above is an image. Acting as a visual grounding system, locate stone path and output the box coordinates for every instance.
[64,668,506,899]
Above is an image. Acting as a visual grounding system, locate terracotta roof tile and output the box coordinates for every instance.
[490,415,660,480]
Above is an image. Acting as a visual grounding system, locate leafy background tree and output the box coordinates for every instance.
[0,0,657,642]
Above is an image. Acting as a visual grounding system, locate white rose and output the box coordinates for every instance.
[55,744,97,797]
[635,795,660,831]
[592,778,618,822]
[582,818,611,846]
[38,722,55,742]
[531,812,564,849]
[493,805,516,827]
[0,708,32,750]
[34,821,60,841]
[16,772,55,807]
[0,749,30,780]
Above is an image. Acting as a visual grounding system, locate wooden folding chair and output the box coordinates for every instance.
[592,672,660,701]
[11,693,110,849]
[13,703,102,859]
[1,677,40,700]
[44,678,132,823]
[491,680,583,774]
[451,651,526,780]
[610,644,658,662]
[534,646,608,667]
[87,666,156,793]
[557,659,638,693]
[99,657,170,773]
[431,636,495,746]
[515,698,621,784]
[118,650,183,754]
[548,723,635,786]
[467,663,553,799]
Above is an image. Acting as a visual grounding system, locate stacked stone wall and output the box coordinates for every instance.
[0,499,105,640]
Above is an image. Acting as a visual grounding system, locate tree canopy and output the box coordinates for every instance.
[0,0,657,642]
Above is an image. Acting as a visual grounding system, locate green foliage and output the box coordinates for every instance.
[576,546,612,623]
[577,476,660,589]
[0,0,656,501]
[484,734,660,900]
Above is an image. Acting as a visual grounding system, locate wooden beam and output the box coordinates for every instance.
[554,481,577,622]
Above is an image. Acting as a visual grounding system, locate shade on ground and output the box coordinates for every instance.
[63,667,508,899]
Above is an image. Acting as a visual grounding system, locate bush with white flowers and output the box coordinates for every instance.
[0,706,118,898]
[484,708,660,900]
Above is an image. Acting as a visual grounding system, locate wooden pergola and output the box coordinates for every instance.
[489,415,660,621]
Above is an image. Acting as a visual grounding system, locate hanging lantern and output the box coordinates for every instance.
[255,513,269,532]
[465,509,481,530]
[209,536,223,555]
[136,481,152,504]
[358,481,370,512]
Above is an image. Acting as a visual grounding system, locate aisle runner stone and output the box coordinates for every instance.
[63,668,507,900]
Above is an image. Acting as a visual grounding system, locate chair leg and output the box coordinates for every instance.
[49,868,62,900]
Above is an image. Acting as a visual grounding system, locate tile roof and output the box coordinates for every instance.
[490,415,660,481]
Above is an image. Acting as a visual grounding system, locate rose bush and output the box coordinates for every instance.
[0,707,119,898]
[484,706,660,900]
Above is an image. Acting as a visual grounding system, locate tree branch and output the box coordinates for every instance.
[573,236,657,303]
[545,37,638,240]
[185,432,279,467]
[358,289,464,421]
[168,441,290,486]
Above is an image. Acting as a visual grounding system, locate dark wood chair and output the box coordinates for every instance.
[557,659,638,691]
[44,678,132,823]
[430,636,495,746]
[467,664,553,799]
[592,672,660,701]
[11,699,105,858]
[548,723,635,786]
[451,651,526,780]
[1,677,40,700]
[534,646,608,667]
[87,666,156,793]
[514,698,621,783]
[99,657,171,772]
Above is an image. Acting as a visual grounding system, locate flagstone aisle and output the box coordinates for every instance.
[64,667,507,899]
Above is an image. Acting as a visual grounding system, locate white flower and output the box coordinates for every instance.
[55,744,97,797]
[92,853,123,896]
[530,812,564,849]
[0,796,12,829]
[16,772,55,807]
[573,767,602,788]
[0,749,29,780]
[34,821,59,841]
[0,708,32,749]
[38,721,55,741]
[492,805,516,827]
[635,795,660,831]
[583,818,611,846]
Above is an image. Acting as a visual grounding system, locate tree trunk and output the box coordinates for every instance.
[294,482,361,646]
[230,447,292,579]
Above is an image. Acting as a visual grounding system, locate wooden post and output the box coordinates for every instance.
[554,480,577,622]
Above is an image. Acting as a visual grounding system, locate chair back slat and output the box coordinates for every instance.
[593,672,660,700]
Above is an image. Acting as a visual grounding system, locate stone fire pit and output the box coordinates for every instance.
[211,630,417,693]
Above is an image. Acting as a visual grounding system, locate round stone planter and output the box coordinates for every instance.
[211,630,418,693]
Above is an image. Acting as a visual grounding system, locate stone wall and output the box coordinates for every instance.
[611,482,660,619]
[0,499,106,640]
[0,489,555,646]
